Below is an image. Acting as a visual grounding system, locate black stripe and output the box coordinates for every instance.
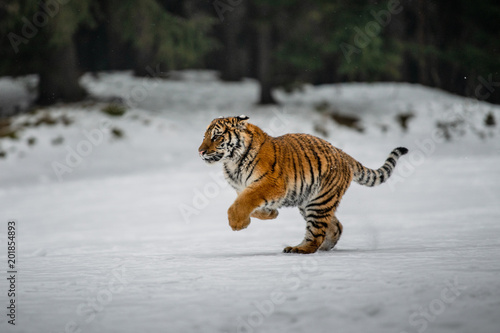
[306,193,337,208]
[293,137,315,188]
[362,169,371,185]
[309,220,328,229]
[290,140,306,198]
[224,164,237,182]
[310,137,323,180]
[227,131,236,158]
[306,205,335,215]
[395,147,408,156]
[327,172,341,192]
[270,141,278,172]
[306,213,331,220]
[368,171,377,186]
[290,151,298,200]
[253,170,269,183]
[378,171,385,183]
[273,143,285,179]
[358,164,366,182]
[312,149,322,183]
[309,189,331,204]
[245,158,260,183]
[386,157,396,167]
[363,167,371,183]
[382,165,392,174]
[234,132,242,150]
[307,226,324,238]
[236,132,254,178]
[335,224,343,235]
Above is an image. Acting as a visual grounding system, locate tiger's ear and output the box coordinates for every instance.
[234,115,249,129]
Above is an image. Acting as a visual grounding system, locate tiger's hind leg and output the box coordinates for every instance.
[284,173,350,254]
[318,216,343,251]
[283,207,332,254]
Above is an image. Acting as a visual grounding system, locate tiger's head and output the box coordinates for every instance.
[198,115,249,164]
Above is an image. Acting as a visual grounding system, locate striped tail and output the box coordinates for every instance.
[351,147,408,187]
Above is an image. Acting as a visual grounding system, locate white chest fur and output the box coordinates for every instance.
[222,161,248,192]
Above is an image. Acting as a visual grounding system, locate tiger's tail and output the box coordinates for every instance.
[349,147,408,187]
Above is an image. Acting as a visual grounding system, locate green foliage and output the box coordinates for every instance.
[337,37,403,81]
[101,104,126,117]
[444,0,500,75]
[327,1,403,81]
[273,0,403,85]
[0,0,216,76]
[0,1,41,73]
[46,1,96,47]
[1,0,500,104]
[108,0,216,69]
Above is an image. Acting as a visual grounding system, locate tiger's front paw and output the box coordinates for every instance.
[251,208,279,220]
[228,205,251,231]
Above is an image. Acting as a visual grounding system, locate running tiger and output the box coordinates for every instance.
[198,115,408,254]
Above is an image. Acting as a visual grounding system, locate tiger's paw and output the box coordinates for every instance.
[230,218,250,231]
[251,208,279,220]
[283,245,317,254]
[228,205,251,231]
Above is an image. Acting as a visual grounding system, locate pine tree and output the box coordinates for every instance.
[0,0,216,106]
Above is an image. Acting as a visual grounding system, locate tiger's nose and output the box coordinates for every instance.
[199,150,206,155]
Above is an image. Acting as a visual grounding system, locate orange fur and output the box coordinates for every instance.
[198,116,408,253]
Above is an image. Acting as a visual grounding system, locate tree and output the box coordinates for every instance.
[0,1,96,104]
[386,0,500,103]
[36,1,94,104]
[254,13,276,104]
[0,0,216,106]
[106,0,215,76]
[218,1,248,81]
[245,0,402,104]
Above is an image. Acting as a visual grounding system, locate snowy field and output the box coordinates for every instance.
[1,71,499,333]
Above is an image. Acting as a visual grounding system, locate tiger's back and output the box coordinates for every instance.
[254,132,352,208]
[199,116,408,253]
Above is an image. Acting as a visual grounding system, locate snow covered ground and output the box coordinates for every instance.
[1,71,499,333]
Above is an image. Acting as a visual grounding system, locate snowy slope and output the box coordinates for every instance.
[0,72,499,333]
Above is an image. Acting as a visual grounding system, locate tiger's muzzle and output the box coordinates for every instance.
[199,150,224,164]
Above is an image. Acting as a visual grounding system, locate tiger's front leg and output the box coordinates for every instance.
[228,203,251,231]
[228,186,281,231]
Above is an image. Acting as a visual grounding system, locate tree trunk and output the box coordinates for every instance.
[256,22,277,105]
[130,8,157,77]
[415,0,429,86]
[37,40,86,105]
[133,46,157,77]
[220,2,247,81]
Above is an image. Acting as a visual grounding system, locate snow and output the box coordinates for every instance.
[0,75,37,117]
[1,71,500,333]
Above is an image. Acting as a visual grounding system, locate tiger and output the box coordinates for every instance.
[198,115,408,254]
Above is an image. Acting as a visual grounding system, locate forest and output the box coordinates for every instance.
[1,0,499,108]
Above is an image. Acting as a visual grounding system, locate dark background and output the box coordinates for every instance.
[1,0,499,107]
